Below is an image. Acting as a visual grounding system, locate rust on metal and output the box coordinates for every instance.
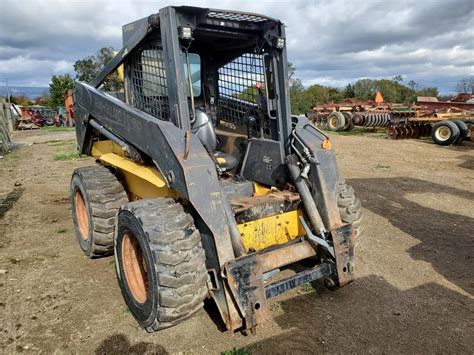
[230,191,300,223]
[331,224,355,287]
[258,240,316,273]
[224,255,269,331]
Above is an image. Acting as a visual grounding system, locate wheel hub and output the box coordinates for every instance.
[74,189,89,240]
[122,232,148,304]
[435,126,451,141]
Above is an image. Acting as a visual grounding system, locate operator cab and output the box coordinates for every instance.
[121,6,290,186]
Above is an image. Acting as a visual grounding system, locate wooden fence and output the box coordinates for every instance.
[0,99,13,155]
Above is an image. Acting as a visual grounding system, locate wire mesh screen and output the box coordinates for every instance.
[129,46,170,120]
[218,53,270,136]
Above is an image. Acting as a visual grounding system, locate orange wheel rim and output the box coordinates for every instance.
[122,232,148,304]
[75,190,89,240]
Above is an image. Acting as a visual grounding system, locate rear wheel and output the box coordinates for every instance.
[70,165,128,258]
[115,198,208,332]
[452,120,469,144]
[431,120,460,145]
[342,112,354,131]
[327,112,345,132]
[337,180,363,245]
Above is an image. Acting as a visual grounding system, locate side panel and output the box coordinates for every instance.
[73,82,242,329]
[293,117,342,229]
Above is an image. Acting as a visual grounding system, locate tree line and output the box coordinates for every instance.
[8,48,474,113]
[288,65,455,114]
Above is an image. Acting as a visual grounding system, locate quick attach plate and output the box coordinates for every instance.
[224,255,269,333]
[331,223,355,287]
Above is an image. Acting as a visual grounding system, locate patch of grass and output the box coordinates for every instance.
[300,283,315,293]
[41,127,75,132]
[222,348,249,355]
[53,151,84,161]
[57,229,67,234]
[375,164,391,170]
[34,139,75,146]
[122,307,132,315]
[2,150,20,161]
[333,129,365,136]
[270,300,287,312]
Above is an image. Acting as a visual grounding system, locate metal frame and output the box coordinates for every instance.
[73,5,353,333]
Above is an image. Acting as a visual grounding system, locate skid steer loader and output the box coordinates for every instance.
[68,6,362,333]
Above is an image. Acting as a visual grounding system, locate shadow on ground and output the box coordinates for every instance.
[0,186,25,219]
[348,177,473,294]
[246,276,472,354]
[456,154,474,170]
[95,333,168,354]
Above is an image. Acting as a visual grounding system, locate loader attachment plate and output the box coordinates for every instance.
[224,255,269,332]
[331,223,355,287]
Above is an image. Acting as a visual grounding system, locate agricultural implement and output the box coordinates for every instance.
[312,101,472,145]
[67,6,362,333]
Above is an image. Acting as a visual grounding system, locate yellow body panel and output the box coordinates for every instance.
[91,140,300,251]
[92,141,174,200]
[238,210,304,251]
[113,50,125,82]
[253,183,272,196]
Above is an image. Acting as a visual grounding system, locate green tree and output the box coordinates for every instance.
[392,75,403,83]
[73,47,122,91]
[343,83,355,99]
[353,79,376,100]
[407,80,417,91]
[49,74,74,107]
[416,87,438,99]
[73,56,97,83]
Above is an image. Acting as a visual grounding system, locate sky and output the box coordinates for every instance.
[0,0,473,93]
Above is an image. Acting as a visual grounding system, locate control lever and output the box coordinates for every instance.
[299,216,335,258]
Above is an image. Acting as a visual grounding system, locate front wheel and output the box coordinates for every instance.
[114,198,208,332]
[337,180,363,245]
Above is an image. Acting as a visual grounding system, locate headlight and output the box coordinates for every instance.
[275,37,285,49]
[179,26,193,39]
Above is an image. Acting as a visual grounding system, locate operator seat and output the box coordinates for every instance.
[191,108,238,171]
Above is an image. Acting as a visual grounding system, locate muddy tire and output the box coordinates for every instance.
[327,112,346,132]
[452,120,469,144]
[70,164,128,258]
[431,120,460,146]
[114,198,208,332]
[337,181,363,245]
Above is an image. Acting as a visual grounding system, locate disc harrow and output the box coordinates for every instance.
[352,111,392,128]
[387,122,432,140]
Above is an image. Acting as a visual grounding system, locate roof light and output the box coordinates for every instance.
[179,26,193,40]
[275,37,285,49]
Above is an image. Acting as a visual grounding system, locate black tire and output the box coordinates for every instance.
[452,120,469,144]
[327,112,346,132]
[431,120,460,145]
[114,198,208,332]
[70,164,128,258]
[342,112,354,131]
[337,181,363,245]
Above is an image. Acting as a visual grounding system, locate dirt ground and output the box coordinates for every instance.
[1,128,473,354]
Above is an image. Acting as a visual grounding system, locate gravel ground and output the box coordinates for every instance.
[0,128,473,354]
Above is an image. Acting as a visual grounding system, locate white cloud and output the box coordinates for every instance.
[0,0,472,92]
